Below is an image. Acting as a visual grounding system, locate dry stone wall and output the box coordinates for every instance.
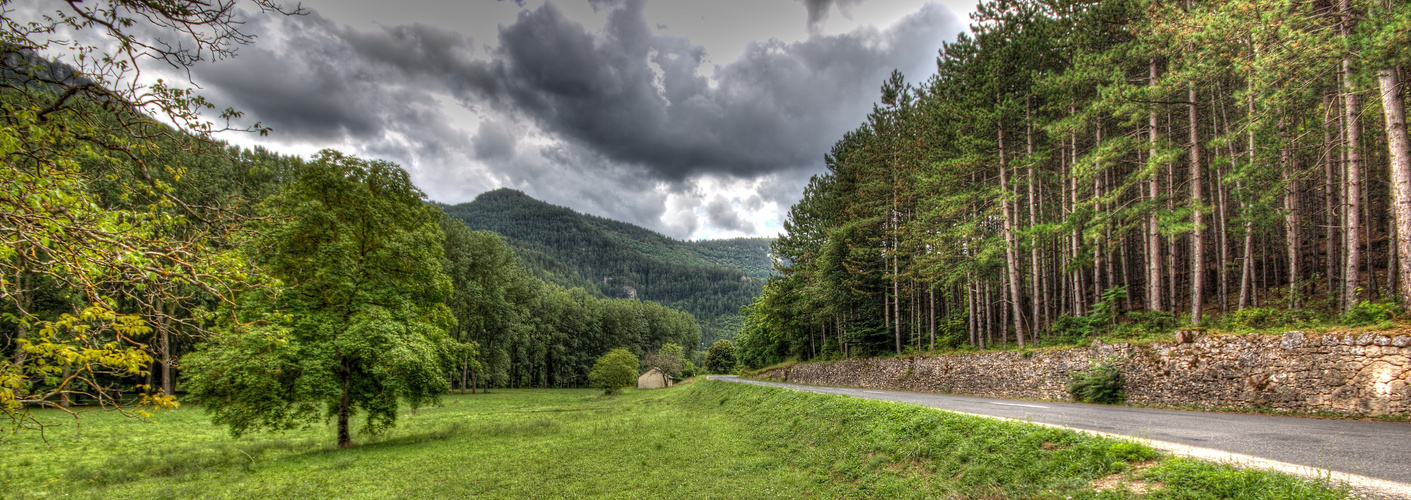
[754,331,1411,416]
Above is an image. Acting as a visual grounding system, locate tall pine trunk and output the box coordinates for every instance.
[1147,59,1163,313]
[998,121,1027,347]
[1341,0,1363,312]
[1189,82,1205,324]
[1379,68,1411,307]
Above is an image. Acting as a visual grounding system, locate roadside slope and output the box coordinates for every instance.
[715,375,1411,498]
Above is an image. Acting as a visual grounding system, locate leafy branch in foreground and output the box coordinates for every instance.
[1,0,299,442]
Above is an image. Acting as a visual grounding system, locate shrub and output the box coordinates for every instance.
[704,339,737,374]
[934,314,967,349]
[680,360,697,379]
[1342,301,1403,327]
[1051,314,1102,338]
[1126,310,1175,333]
[1066,358,1125,404]
[1226,307,1314,329]
[589,348,639,395]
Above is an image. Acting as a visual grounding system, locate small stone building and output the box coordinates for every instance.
[637,367,673,389]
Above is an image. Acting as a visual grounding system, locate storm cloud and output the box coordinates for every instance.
[194,0,962,238]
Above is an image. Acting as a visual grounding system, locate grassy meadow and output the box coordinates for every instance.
[1,380,1350,499]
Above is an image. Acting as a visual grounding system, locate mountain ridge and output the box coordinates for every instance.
[442,188,773,347]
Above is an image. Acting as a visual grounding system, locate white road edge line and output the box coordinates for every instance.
[714,376,1411,500]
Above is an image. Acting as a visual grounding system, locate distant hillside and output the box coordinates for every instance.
[443,189,773,347]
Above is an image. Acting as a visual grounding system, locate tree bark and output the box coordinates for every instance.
[1380,68,1411,307]
[1342,0,1363,312]
[999,122,1027,347]
[1148,59,1164,313]
[1026,100,1043,332]
[160,299,174,397]
[929,284,936,350]
[1285,154,1301,307]
[1189,82,1205,324]
[337,369,352,448]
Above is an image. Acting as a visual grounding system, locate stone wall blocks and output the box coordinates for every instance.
[768,332,1408,416]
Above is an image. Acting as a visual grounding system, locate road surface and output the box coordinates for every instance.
[711,375,1411,491]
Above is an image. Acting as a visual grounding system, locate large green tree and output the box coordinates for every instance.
[186,150,453,448]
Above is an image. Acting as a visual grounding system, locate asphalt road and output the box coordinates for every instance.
[711,375,1411,486]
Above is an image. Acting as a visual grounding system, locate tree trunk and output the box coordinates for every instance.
[1239,203,1254,310]
[1286,157,1301,307]
[338,370,352,448]
[1148,59,1164,313]
[1240,62,1257,310]
[1189,82,1205,324]
[160,300,174,397]
[967,279,976,346]
[1342,0,1363,312]
[1026,101,1043,332]
[893,240,901,354]
[999,123,1027,347]
[929,284,936,350]
[1380,68,1411,307]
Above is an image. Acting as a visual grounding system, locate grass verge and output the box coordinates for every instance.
[0,381,1351,499]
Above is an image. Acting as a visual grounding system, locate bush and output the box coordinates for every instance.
[1066,358,1125,404]
[1125,310,1175,332]
[1342,301,1403,327]
[1051,314,1100,338]
[1226,307,1314,329]
[704,339,737,374]
[680,360,697,379]
[589,348,639,395]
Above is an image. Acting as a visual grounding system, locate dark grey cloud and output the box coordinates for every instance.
[196,11,478,170]
[459,0,957,181]
[472,120,517,160]
[194,1,961,238]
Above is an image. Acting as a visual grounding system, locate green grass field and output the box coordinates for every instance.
[1,380,1349,499]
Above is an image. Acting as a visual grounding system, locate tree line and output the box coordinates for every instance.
[737,0,1411,368]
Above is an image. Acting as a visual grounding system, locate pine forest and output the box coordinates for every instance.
[736,0,1411,368]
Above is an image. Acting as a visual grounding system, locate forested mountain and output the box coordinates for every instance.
[737,0,1411,368]
[443,188,773,346]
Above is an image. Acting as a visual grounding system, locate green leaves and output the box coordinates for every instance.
[187,150,452,446]
[589,348,639,395]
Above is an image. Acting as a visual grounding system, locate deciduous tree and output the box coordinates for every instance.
[185,150,453,449]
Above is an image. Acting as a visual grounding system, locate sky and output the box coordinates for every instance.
[192,0,972,240]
